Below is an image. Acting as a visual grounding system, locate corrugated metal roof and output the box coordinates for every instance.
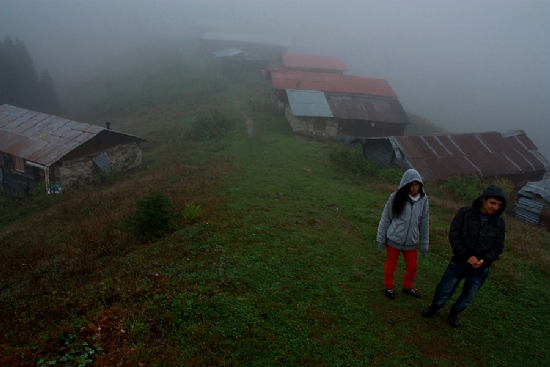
[517,179,550,203]
[211,48,242,58]
[514,197,544,226]
[0,104,145,167]
[268,70,397,98]
[384,130,549,181]
[515,180,550,231]
[324,92,409,124]
[281,53,348,72]
[286,89,333,117]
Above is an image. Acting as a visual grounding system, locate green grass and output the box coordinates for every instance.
[1,42,549,366]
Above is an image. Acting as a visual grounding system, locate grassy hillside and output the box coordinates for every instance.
[1,42,549,367]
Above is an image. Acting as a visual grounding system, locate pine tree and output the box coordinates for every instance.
[35,70,60,114]
[0,36,60,114]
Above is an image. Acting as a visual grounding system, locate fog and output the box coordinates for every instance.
[2,0,549,160]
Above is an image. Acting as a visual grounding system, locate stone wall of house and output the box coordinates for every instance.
[107,143,142,171]
[55,156,96,188]
[55,143,142,189]
[285,107,338,139]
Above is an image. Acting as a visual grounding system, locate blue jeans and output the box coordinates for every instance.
[432,261,489,314]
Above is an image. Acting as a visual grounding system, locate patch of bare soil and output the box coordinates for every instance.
[243,113,255,136]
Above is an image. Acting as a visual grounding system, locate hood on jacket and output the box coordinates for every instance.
[398,169,425,196]
[472,185,507,216]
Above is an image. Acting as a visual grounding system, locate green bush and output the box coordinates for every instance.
[378,167,404,185]
[328,146,379,176]
[124,192,177,240]
[439,176,481,204]
[185,109,233,142]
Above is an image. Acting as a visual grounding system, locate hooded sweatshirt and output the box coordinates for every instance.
[448,185,506,268]
[376,169,430,257]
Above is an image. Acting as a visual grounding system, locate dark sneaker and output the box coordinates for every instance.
[448,313,460,328]
[384,289,395,299]
[422,305,440,318]
[402,288,421,298]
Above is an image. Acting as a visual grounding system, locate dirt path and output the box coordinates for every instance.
[243,113,255,136]
[235,102,256,136]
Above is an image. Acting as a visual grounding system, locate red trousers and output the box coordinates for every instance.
[384,245,418,290]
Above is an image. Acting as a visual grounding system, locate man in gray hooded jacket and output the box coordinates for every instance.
[422,185,506,327]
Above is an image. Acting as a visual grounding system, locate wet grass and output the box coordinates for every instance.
[1,42,549,366]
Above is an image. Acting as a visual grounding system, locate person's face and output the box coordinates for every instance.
[480,197,502,215]
[409,181,421,196]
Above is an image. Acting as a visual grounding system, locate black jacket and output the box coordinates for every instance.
[449,185,506,268]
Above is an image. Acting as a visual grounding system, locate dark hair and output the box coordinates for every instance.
[392,183,411,217]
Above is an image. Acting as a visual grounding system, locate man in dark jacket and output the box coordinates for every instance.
[421,185,506,327]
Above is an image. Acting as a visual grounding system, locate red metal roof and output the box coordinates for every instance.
[268,70,397,98]
[0,104,144,167]
[281,53,348,72]
[390,131,550,181]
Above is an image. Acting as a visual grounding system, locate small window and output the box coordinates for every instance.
[14,156,25,172]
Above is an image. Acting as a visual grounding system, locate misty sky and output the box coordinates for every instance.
[1,0,549,160]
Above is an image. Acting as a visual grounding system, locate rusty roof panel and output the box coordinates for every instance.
[407,158,437,180]
[269,70,397,98]
[393,137,424,159]
[513,133,538,150]
[324,93,409,124]
[387,131,550,180]
[408,136,439,159]
[423,157,454,179]
[72,131,95,143]
[281,53,348,72]
[477,132,508,153]
[0,104,145,166]
[503,133,547,170]
[422,136,448,157]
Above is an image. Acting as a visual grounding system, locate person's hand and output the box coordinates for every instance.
[472,259,484,268]
[467,256,484,268]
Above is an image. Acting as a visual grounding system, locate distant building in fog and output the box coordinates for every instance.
[285,89,409,143]
[210,48,269,74]
[266,69,409,142]
[276,52,348,74]
[200,31,290,60]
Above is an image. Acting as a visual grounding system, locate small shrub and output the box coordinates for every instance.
[124,192,177,240]
[185,109,233,142]
[378,167,404,185]
[29,182,48,197]
[183,203,202,224]
[328,146,379,176]
[439,176,481,204]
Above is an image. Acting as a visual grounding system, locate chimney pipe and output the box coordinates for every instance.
[105,121,111,130]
